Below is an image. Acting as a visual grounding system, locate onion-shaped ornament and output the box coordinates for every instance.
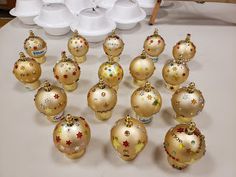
[129,50,155,87]
[111,115,148,161]
[103,30,124,62]
[164,122,206,170]
[98,59,124,91]
[13,52,41,90]
[24,30,47,64]
[87,80,117,121]
[53,51,81,92]
[143,29,165,62]
[162,59,189,91]
[53,114,91,159]
[172,34,196,62]
[68,30,89,64]
[171,82,205,123]
[34,81,67,122]
[131,82,162,124]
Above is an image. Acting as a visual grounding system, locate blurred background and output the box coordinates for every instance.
[0,0,15,27]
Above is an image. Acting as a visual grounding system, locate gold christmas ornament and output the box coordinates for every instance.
[87,80,117,121]
[164,122,206,170]
[13,52,41,90]
[129,51,155,87]
[98,59,124,91]
[103,30,124,62]
[53,51,81,92]
[143,29,165,62]
[162,59,190,91]
[53,114,91,159]
[131,82,162,124]
[24,30,47,64]
[68,30,89,64]
[111,115,148,161]
[34,81,67,122]
[171,82,205,123]
[173,34,196,62]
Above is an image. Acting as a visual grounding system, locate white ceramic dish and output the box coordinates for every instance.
[137,0,155,16]
[42,0,64,4]
[107,0,146,30]
[71,7,116,43]
[9,0,42,25]
[34,3,74,35]
[64,0,93,14]
[97,0,116,9]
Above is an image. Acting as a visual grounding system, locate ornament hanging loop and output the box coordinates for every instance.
[187,82,196,93]
[185,34,191,42]
[98,79,106,89]
[19,52,26,60]
[125,115,133,127]
[65,114,74,126]
[144,82,152,92]
[154,28,158,35]
[186,122,196,135]
[73,30,79,37]
[43,81,52,92]
[141,50,147,59]
[29,30,35,37]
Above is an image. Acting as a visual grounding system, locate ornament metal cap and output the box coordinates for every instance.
[125,115,133,127]
[42,80,52,92]
[185,33,191,42]
[186,122,196,135]
[187,82,196,93]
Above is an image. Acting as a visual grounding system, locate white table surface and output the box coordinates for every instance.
[0,1,236,177]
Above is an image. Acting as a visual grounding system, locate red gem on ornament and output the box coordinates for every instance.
[63,75,68,79]
[66,140,72,146]
[54,94,59,99]
[150,40,153,43]
[123,140,129,147]
[76,132,83,139]
[56,136,61,143]
[85,123,89,128]
[158,40,161,44]
[177,46,180,49]
[55,75,59,79]
[177,128,184,133]
[33,46,37,50]
[15,65,18,69]
[72,71,76,75]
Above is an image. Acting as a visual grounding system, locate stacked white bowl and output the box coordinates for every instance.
[10,0,42,25]
[71,7,116,42]
[34,3,74,35]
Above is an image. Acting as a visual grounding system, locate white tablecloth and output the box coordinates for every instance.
[0,1,236,177]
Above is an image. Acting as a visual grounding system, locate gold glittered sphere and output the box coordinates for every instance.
[162,59,189,91]
[53,51,81,92]
[24,30,47,64]
[131,82,162,124]
[53,114,91,159]
[129,51,155,86]
[13,52,41,90]
[111,115,148,161]
[103,30,124,62]
[98,60,124,91]
[143,29,165,57]
[34,81,67,122]
[87,80,117,121]
[68,30,89,64]
[164,122,206,170]
[173,34,196,62]
[171,82,205,123]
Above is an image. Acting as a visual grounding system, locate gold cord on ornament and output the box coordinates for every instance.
[65,114,74,126]
[154,28,158,35]
[144,82,152,92]
[29,30,35,37]
[19,52,27,61]
[73,30,79,37]
[125,115,133,127]
[140,50,147,59]
[187,82,196,93]
[186,122,196,135]
[98,79,106,89]
[185,34,191,42]
[43,81,52,92]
